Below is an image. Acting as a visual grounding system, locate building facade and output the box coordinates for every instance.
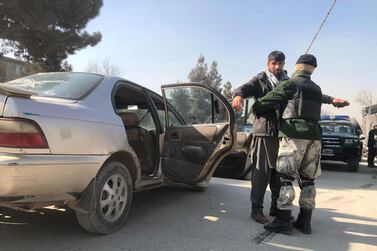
[0,56,26,82]
[364,104,377,140]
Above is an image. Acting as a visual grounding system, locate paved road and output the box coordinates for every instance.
[1,161,376,251]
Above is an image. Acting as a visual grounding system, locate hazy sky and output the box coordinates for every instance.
[68,0,377,122]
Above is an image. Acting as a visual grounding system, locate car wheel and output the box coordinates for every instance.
[347,156,359,172]
[76,161,133,234]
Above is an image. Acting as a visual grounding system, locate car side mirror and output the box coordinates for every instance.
[356,129,362,135]
[359,134,365,140]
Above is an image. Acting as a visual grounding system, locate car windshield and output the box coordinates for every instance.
[320,122,354,135]
[4,72,104,100]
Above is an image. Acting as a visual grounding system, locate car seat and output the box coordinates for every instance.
[120,112,155,174]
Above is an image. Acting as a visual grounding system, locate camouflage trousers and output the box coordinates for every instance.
[276,137,322,211]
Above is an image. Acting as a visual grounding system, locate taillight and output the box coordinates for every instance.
[0,118,48,148]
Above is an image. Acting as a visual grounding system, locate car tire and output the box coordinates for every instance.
[76,161,133,234]
[347,156,359,172]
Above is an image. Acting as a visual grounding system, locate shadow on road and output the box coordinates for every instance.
[0,176,376,250]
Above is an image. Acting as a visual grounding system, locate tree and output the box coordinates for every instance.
[207,61,222,92]
[0,0,103,71]
[188,55,208,84]
[61,61,73,72]
[24,62,44,75]
[188,55,211,122]
[222,81,233,101]
[188,55,223,91]
[185,55,236,123]
[168,87,192,122]
[221,80,244,127]
[355,89,377,134]
[85,58,122,76]
[355,90,377,108]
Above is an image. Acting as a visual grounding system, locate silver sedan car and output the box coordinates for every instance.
[0,72,236,234]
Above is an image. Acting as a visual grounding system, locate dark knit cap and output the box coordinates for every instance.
[296,54,317,67]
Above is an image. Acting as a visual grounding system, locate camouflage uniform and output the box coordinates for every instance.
[252,59,336,234]
[276,138,321,211]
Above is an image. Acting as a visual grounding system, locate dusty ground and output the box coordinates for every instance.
[0,161,376,251]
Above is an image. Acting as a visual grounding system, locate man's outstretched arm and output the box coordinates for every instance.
[322,94,350,107]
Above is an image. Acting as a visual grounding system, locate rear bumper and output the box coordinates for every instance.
[0,154,107,205]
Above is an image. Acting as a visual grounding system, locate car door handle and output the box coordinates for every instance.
[222,134,231,144]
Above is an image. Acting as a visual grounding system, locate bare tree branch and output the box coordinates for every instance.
[85,57,122,76]
[355,90,376,107]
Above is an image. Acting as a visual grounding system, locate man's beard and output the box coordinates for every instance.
[273,70,283,76]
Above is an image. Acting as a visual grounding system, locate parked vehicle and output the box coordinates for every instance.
[0,72,235,234]
[320,115,365,172]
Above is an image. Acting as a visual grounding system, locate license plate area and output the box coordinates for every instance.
[322,148,334,156]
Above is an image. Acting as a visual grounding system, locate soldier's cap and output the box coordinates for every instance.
[296,54,317,68]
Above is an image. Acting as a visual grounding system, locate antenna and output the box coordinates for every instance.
[306,0,338,53]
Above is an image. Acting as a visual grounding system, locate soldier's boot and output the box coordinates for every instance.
[264,209,293,234]
[269,206,278,216]
[269,207,295,221]
[293,208,312,234]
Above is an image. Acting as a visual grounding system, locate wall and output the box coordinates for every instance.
[0,56,26,82]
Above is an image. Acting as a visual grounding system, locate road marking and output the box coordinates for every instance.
[344,231,377,237]
[333,217,377,226]
[203,216,219,222]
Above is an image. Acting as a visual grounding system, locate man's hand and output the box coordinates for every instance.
[232,96,244,112]
[332,98,350,108]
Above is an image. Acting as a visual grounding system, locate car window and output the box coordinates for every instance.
[148,93,184,129]
[234,98,255,132]
[4,72,103,100]
[156,109,182,128]
[163,86,229,125]
[117,106,157,131]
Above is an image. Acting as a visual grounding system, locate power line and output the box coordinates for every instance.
[306,0,338,54]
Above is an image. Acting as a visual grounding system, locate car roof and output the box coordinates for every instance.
[101,75,163,97]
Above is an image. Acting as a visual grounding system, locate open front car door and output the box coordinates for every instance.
[161,83,235,186]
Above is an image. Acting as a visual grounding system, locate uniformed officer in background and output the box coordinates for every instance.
[368,124,377,168]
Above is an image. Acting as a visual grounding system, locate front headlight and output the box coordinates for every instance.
[344,139,357,144]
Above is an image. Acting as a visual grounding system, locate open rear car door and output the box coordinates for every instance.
[161,83,235,185]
